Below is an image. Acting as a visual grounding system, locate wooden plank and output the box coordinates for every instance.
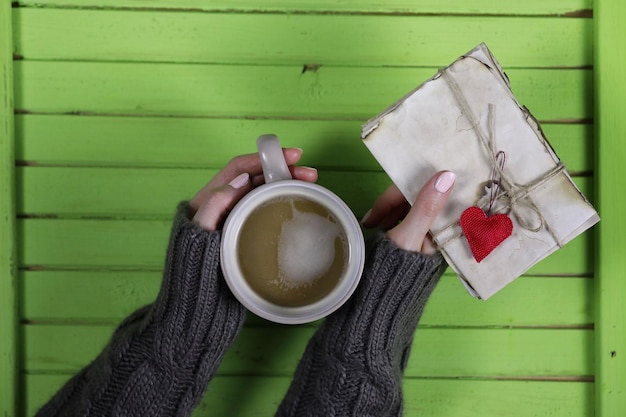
[20,272,593,326]
[15,167,593,218]
[15,168,391,218]
[17,218,172,269]
[12,0,593,16]
[21,270,161,322]
[594,1,626,416]
[401,379,593,417]
[0,1,18,415]
[16,166,215,218]
[24,375,594,417]
[23,324,592,377]
[14,115,592,173]
[406,328,592,378]
[16,217,593,274]
[13,62,592,121]
[424,275,593,327]
[13,9,592,67]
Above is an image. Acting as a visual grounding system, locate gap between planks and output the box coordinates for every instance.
[10,2,594,19]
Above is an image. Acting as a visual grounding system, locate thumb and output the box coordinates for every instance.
[387,171,455,253]
[193,173,251,231]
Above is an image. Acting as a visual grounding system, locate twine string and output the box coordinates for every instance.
[487,150,506,216]
[432,69,564,248]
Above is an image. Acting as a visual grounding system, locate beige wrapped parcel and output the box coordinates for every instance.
[362,43,599,300]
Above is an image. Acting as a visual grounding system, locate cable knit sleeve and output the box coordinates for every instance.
[275,232,447,417]
[36,203,247,417]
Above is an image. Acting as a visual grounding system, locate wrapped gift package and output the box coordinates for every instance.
[361,43,600,299]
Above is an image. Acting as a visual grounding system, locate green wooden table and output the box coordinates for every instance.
[1,1,624,415]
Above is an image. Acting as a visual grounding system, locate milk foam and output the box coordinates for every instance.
[277,202,342,286]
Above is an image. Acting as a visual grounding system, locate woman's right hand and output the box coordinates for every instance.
[361,171,456,254]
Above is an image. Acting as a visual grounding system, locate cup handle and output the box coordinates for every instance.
[257,134,293,184]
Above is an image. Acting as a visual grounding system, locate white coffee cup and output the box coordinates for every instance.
[221,134,365,324]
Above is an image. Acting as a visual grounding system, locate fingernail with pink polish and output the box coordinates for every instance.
[229,173,250,189]
[360,208,372,225]
[434,171,456,193]
[285,147,303,157]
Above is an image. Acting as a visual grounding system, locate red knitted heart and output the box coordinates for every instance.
[460,206,513,263]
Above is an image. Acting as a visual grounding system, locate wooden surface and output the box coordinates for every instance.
[594,0,626,415]
[2,0,622,415]
[0,1,18,416]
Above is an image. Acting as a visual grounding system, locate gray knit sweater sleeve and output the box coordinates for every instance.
[36,203,247,417]
[276,232,447,417]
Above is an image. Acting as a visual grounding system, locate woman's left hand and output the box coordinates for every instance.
[190,149,318,231]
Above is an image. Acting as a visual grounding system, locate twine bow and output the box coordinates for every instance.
[434,70,564,248]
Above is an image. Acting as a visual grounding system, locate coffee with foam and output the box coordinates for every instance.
[237,195,348,307]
